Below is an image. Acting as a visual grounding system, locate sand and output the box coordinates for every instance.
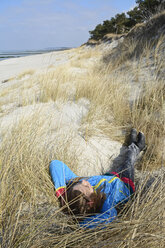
[0,47,126,176]
[0,50,73,83]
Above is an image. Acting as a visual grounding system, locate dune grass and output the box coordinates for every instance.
[17,70,35,80]
[0,33,164,247]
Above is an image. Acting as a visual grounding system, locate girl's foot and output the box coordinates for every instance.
[136,132,146,151]
[130,128,138,144]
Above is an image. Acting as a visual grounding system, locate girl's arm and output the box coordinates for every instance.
[49,160,78,197]
[80,208,117,229]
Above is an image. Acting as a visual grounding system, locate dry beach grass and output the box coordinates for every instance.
[0,15,165,247]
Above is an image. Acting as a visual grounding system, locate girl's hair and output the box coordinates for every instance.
[60,178,106,218]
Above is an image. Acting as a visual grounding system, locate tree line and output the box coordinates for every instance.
[89,0,165,40]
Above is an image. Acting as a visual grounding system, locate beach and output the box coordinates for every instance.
[0,49,72,83]
[0,48,71,61]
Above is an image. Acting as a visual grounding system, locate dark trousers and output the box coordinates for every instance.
[114,143,140,183]
[106,143,140,190]
[108,143,140,211]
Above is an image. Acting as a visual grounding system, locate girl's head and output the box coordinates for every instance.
[61,179,106,217]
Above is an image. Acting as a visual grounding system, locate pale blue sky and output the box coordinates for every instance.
[0,0,136,50]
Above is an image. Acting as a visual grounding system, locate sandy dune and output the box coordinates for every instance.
[0,47,125,177]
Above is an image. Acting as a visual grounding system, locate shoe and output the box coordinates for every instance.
[130,128,138,144]
[136,132,146,151]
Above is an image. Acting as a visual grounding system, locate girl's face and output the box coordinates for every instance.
[72,180,94,198]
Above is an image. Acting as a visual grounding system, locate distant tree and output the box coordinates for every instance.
[89,13,130,40]
[89,19,117,40]
[89,24,105,40]
[127,6,143,24]
[102,20,116,33]
[114,13,130,33]
[135,0,165,19]
[89,0,165,40]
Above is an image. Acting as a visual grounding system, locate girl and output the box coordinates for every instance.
[49,129,146,229]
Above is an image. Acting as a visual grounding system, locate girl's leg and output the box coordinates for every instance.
[112,129,146,213]
[115,143,140,182]
[110,129,146,183]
